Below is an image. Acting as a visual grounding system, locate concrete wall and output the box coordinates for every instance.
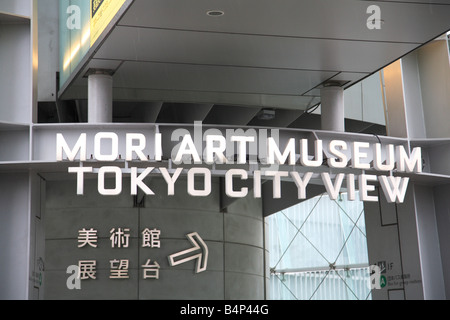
[43,176,265,300]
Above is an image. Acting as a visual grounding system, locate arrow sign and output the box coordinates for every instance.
[168,232,208,273]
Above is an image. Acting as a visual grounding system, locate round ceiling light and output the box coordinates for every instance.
[206,10,225,17]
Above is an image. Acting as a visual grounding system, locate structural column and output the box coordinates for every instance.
[320,84,345,132]
[88,70,113,123]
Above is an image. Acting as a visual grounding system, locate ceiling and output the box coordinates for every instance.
[56,0,450,129]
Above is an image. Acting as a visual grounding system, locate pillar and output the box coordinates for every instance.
[88,70,113,123]
[320,84,345,132]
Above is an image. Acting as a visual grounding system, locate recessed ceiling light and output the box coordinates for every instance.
[207,10,224,17]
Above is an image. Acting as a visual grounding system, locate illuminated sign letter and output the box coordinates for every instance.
[352,142,371,170]
[225,169,248,198]
[374,143,395,171]
[265,171,289,199]
[267,138,296,165]
[379,176,410,203]
[359,174,378,202]
[94,132,118,161]
[231,136,255,164]
[160,168,183,196]
[300,139,323,167]
[126,133,148,161]
[98,166,122,195]
[321,173,345,200]
[290,172,313,199]
[174,135,202,165]
[131,167,155,195]
[69,167,93,195]
[396,146,422,173]
[57,133,87,161]
[187,168,211,197]
[205,135,227,164]
[327,140,348,168]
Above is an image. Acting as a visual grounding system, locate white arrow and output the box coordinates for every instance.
[168,232,208,273]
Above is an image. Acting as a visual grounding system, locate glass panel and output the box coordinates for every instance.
[267,192,371,300]
[59,0,91,87]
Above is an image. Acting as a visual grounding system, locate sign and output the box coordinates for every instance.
[56,126,423,204]
[60,0,91,86]
[168,232,209,274]
[60,0,127,87]
[68,227,208,289]
[90,0,126,46]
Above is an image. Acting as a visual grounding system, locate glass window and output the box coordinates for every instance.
[266,192,372,300]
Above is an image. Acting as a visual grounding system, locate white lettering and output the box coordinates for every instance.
[225,169,248,198]
[231,136,255,164]
[347,174,356,201]
[57,133,87,161]
[374,143,395,171]
[379,176,410,203]
[126,133,148,161]
[267,138,296,165]
[94,132,118,162]
[187,168,211,197]
[321,173,345,200]
[352,142,371,169]
[160,168,183,196]
[131,167,154,195]
[300,139,323,167]
[359,174,378,202]
[205,135,227,164]
[396,146,422,173]
[265,171,289,199]
[328,140,348,168]
[155,133,162,161]
[174,135,201,165]
[253,170,261,198]
[68,166,93,195]
[290,172,313,199]
[56,132,422,204]
[98,166,122,195]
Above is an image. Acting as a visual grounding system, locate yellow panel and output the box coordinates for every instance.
[90,0,126,46]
